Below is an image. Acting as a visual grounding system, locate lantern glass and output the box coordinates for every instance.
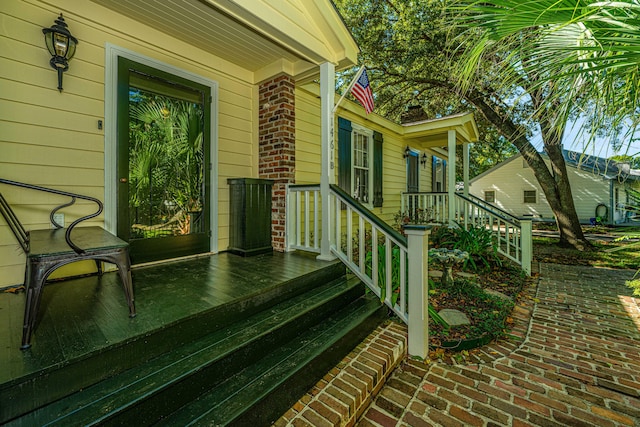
[66,39,77,60]
[44,32,55,57]
[53,33,69,57]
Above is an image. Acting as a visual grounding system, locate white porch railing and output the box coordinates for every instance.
[401,191,449,224]
[286,184,430,358]
[401,192,532,275]
[285,185,322,253]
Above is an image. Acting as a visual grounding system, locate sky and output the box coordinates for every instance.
[530,117,640,160]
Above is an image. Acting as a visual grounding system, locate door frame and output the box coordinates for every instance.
[104,44,219,256]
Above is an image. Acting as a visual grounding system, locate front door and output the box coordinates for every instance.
[117,57,211,263]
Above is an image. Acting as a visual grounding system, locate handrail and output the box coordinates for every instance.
[286,183,431,357]
[454,192,520,226]
[400,190,532,274]
[0,178,104,254]
[328,184,411,322]
[330,184,407,246]
[459,192,521,224]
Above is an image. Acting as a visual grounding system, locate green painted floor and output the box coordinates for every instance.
[0,251,336,386]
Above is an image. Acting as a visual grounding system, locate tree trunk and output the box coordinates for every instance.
[465,90,593,251]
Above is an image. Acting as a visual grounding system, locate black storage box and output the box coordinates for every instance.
[227,178,274,256]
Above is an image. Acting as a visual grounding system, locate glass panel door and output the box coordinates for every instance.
[117,58,210,263]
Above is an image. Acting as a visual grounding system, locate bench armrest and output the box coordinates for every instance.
[0,178,104,254]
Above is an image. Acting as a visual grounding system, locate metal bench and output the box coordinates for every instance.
[0,178,135,349]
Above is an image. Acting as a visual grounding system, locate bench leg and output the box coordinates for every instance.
[20,248,135,349]
[21,260,50,350]
[95,260,103,276]
[117,254,136,318]
[102,249,136,318]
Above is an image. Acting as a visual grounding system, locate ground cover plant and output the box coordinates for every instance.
[427,264,525,350]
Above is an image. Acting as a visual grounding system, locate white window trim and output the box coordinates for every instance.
[350,123,374,207]
[104,44,219,252]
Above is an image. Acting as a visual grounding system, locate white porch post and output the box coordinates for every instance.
[318,62,336,261]
[405,225,431,359]
[462,142,469,197]
[520,218,533,276]
[448,130,457,226]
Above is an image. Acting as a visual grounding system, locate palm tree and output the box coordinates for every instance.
[453,0,640,146]
[129,96,204,235]
[444,0,640,249]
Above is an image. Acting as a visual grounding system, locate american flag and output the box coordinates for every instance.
[350,68,375,114]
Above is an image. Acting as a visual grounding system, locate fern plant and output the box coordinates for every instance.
[438,223,501,272]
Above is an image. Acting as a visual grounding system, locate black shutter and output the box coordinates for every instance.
[373,131,383,207]
[432,156,437,192]
[338,117,352,193]
[443,160,447,191]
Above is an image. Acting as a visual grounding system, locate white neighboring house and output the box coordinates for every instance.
[470,150,640,224]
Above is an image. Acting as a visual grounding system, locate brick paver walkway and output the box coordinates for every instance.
[359,263,640,426]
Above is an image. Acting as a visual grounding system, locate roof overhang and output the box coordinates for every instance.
[401,112,479,147]
[93,0,359,83]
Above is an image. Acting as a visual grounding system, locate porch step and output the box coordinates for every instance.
[0,258,347,423]
[6,274,385,426]
[161,295,384,426]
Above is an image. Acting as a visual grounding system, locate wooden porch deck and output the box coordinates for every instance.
[0,251,338,389]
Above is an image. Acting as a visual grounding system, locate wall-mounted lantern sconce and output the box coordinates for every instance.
[421,153,428,168]
[403,146,411,159]
[42,13,78,92]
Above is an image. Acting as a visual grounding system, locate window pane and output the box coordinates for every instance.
[484,191,495,203]
[352,131,370,202]
[524,190,536,203]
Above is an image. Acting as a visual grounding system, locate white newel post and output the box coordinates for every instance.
[318,62,336,261]
[520,218,532,276]
[404,225,431,359]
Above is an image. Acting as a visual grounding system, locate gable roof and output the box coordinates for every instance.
[563,149,640,181]
[471,149,640,183]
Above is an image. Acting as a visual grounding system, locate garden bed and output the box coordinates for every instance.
[428,262,527,353]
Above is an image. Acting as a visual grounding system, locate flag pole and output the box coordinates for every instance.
[332,65,365,114]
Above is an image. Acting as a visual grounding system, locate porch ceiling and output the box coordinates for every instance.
[94,0,358,83]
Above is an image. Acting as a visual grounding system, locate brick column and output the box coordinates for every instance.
[258,74,295,252]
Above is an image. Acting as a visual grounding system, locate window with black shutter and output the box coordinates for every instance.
[337,117,383,207]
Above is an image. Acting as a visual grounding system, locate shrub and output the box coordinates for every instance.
[431,223,500,272]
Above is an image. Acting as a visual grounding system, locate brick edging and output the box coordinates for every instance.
[274,321,408,427]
